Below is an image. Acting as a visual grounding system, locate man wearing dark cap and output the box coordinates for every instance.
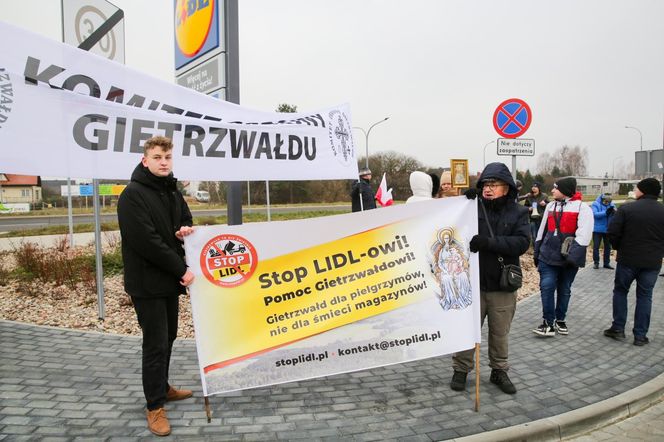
[350,167,376,212]
[450,162,530,395]
[604,178,664,346]
[533,177,594,337]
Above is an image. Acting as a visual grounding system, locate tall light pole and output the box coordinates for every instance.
[353,117,390,169]
[624,125,643,151]
[483,140,496,167]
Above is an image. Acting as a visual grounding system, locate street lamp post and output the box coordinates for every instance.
[353,117,390,169]
[483,140,496,167]
[624,125,643,151]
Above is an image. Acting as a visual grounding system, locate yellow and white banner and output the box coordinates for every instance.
[184,198,481,395]
[0,21,356,181]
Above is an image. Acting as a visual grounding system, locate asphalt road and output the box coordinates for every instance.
[0,205,350,232]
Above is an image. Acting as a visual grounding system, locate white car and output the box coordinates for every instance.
[195,190,210,202]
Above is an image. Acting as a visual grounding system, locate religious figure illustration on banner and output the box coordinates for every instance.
[428,227,472,311]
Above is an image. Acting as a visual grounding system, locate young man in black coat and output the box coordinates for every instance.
[350,167,377,212]
[117,136,195,436]
[450,162,530,394]
[604,178,664,346]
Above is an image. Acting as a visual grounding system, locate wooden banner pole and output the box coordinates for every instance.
[474,343,480,412]
[204,396,212,423]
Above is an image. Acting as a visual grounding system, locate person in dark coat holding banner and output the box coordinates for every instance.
[117,136,195,437]
[351,167,376,212]
[604,178,664,346]
[450,162,530,395]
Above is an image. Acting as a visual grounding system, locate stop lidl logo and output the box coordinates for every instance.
[200,234,258,288]
[175,0,216,57]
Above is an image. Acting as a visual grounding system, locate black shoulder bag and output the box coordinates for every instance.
[479,200,523,291]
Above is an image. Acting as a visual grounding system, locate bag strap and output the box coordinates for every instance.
[552,199,580,236]
[479,199,505,267]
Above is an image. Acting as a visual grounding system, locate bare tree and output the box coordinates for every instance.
[366,151,423,200]
[536,152,552,175]
[536,145,588,176]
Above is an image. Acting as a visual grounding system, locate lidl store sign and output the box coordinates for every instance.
[174,0,220,69]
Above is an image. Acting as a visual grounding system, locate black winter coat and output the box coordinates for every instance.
[350,178,376,212]
[474,163,530,292]
[117,164,193,298]
[607,195,664,269]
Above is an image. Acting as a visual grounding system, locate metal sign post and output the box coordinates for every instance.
[62,0,125,320]
[493,99,534,178]
[225,0,242,225]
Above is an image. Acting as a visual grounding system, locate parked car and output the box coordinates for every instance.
[195,190,210,202]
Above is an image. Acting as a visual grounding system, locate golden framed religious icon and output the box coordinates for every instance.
[450,159,469,188]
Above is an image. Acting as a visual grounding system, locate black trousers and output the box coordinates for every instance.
[132,295,179,410]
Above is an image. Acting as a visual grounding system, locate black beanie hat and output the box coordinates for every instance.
[554,177,577,197]
[532,182,541,189]
[637,178,661,197]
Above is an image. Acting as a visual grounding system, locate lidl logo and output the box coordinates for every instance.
[174,0,219,69]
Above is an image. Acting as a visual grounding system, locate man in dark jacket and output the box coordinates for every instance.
[450,162,530,394]
[351,167,377,212]
[117,136,195,436]
[604,178,664,346]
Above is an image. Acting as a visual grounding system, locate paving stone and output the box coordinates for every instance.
[2,264,664,440]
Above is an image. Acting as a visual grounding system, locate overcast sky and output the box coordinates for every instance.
[2,0,663,177]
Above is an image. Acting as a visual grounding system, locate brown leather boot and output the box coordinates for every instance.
[146,407,170,436]
[166,385,193,402]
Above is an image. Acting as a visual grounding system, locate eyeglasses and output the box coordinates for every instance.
[482,182,506,190]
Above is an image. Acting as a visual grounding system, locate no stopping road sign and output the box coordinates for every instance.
[493,98,532,139]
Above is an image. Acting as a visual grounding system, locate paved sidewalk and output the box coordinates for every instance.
[567,397,664,441]
[1,264,663,440]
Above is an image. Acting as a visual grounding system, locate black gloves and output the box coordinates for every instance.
[469,235,489,252]
[606,207,615,216]
[464,188,478,200]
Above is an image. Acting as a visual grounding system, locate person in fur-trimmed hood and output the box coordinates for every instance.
[532,177,594,338]
[450,162,529,395]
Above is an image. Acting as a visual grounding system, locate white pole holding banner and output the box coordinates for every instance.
[265,181,271,222]
[66,178,74,247]
[92,179,105,319]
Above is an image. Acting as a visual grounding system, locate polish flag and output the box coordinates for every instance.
[375,173,394,206]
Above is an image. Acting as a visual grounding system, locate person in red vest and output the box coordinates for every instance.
[532,177,594,337]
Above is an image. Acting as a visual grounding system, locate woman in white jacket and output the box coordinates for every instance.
[406,171,434,204]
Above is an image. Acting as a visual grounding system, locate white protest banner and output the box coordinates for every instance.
[0,21,357,181]
[184,198,481,395]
